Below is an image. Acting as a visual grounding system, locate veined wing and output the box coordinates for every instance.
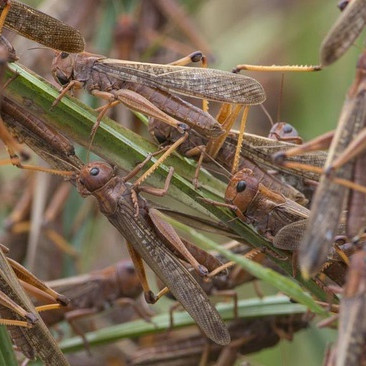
[94,59,266,105]
[1,0,85,52]
[110,200,231,346]
[320,0,366,66]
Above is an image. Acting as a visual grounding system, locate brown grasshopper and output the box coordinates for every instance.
[148,118,310,205]
[40,260,146,328]
[268,122,303,145]
[0,0,85,52]
[320,0,366,66]
[0,244,70,364]
[273,50,366,278]
[75,159,230,345]
[0,34,27,166]
[223,169,309,240]
[202,168,352,284]
[326,245,366,366]
[0,0,84,161]
[128,315,309,366]
[51,50,266,143]
[0,96,231,345]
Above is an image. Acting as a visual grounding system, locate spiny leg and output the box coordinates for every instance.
[132,132,187,187]
[231,106,249,174]
[0,116,29,166]
[0,158,75,177]
[328,127,366,172]
[0,290,36,326]
[148,207,208,277]
[7,257,69,306]
[126,242,161,304]
[233,64,321,73]
[0,0,10,34]
[271,130,366,193]
[89,51,205,150]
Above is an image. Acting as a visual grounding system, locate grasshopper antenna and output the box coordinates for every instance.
[37,149,81,174]
[277,73,285,123]
[260,104,274,127]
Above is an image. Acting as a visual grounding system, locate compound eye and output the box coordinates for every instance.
[90,167,100,176]
[283,124,293,133]
[125,263,136,274]
[236,180,247,192]
[154,133,167,144]
[60,52,69,59]
[56,74,69,86]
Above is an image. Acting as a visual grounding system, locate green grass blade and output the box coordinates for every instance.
[0,326,18,366]
[58,295,306,353]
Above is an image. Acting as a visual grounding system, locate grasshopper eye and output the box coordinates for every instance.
[338,0,348,11]
[55,73,70,86]
[236,180,247,192]
[283,124,293,133]
[90,167,100,176]
[154,133,167,144]
[60,52,69,59]
[125,263,136,274]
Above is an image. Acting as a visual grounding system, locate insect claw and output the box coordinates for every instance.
[57,295,70,306]
[25,312,38,325]
[144,291,158,304]
[190,51,203,63]
[177,123,189,134]
[324,166,335,177]
[338,0,349,11]
[198,264,209,277]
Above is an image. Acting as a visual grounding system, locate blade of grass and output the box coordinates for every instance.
[162,214,329,315]
[58,295,307,353]
[0,326,17,366]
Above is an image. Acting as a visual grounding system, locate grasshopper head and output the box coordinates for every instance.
[225,169,258,212]
[51,51,75,86]
[77,162,114,195]
[268,122,299,141]
[115,260,143,298]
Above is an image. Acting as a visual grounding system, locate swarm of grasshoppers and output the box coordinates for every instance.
[1,1,366,366]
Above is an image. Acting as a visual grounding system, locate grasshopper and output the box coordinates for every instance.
[268,122,303,145]
[129,315,309,366]
[35,260,150,351]
[202,167,352,284]
[320,0,366,66]
[0,244,69,365]
[0,96,231,345]
[41,260,146,328]
[273,50,366,278]
[51,50,265,142]
[75,160,230,345]
[148,118,309,205]
[327,245,366,366]
[0,0,85,52]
